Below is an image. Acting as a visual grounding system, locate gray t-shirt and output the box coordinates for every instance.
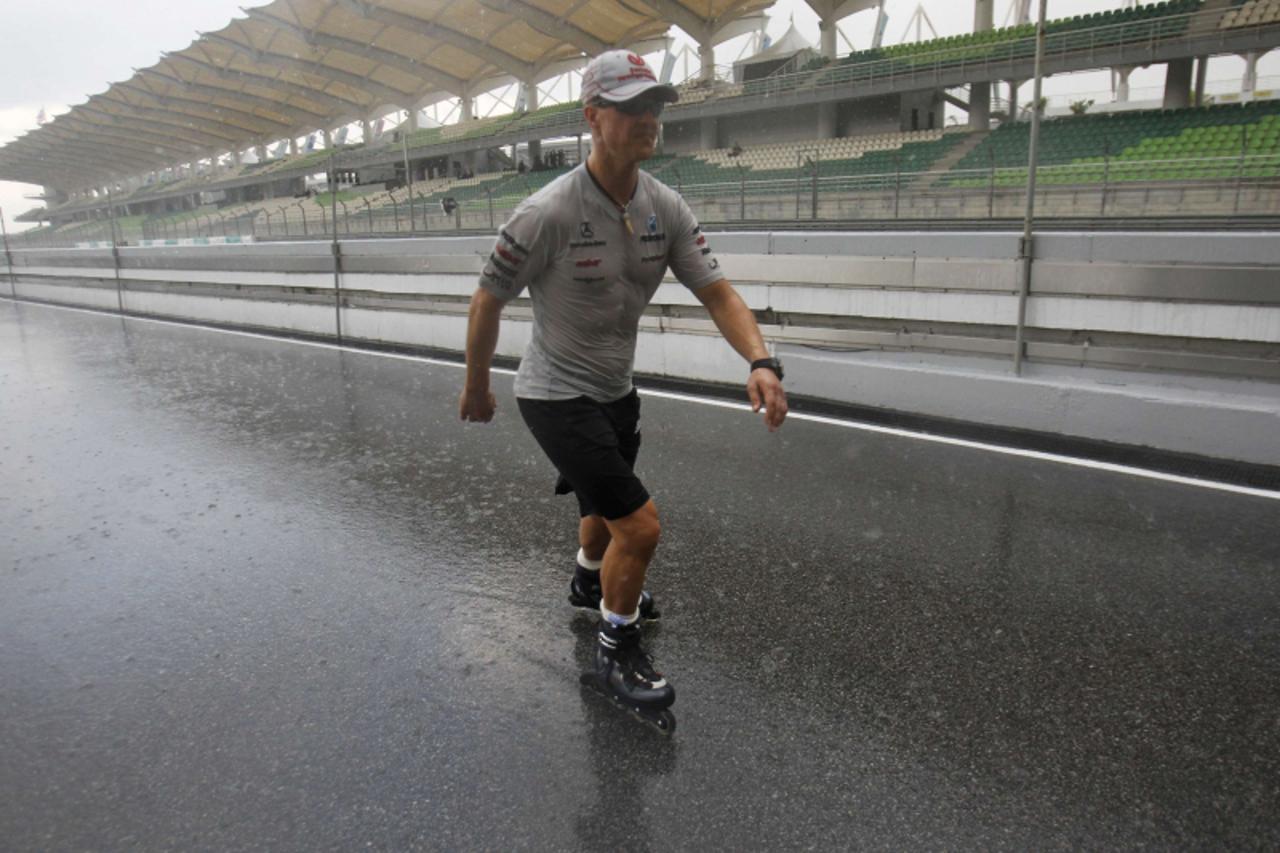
[479,164,723,401]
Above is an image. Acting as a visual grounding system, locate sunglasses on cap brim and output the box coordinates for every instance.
[593,97,666,117]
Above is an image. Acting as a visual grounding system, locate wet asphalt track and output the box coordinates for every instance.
[2,298,1279,851]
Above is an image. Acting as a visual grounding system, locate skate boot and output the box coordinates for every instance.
[579,619,676,734]
[567,563,661,620]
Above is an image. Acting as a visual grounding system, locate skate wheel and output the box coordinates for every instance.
[651,709,676,735]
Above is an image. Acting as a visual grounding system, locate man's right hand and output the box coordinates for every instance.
[459,387,497,423]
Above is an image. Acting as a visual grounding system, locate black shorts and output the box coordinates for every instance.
[517,390,649,521]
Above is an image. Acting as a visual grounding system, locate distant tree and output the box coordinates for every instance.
[1070,99,1095,115]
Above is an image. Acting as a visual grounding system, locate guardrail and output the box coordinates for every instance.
[3,229,1278,470]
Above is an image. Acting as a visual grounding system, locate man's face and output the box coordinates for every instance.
[586,95,665,164]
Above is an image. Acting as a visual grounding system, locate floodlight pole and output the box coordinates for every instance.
[1013,0,1047,376]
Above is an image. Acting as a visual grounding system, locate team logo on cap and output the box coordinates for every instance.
[628,54,645,66]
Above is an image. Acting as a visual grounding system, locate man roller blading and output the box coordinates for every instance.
[458,50,787,734]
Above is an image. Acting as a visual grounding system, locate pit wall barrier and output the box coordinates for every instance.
[3,231,1278,467]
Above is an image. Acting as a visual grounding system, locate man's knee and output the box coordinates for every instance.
[607,500,660,554]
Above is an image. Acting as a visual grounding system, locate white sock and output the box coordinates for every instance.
[576,547,602,572]
[600,603,639,627]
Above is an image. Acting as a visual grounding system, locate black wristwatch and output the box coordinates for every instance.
[750,357,784,380]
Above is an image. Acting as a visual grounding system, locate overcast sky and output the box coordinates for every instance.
[2,0,1276,232]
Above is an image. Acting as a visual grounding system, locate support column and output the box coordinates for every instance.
[969,84,991,129]
[407,108,419,131]
[1163,58,1193,110]
[460,91,474,121]
[817,102,838,138]
[974,0,994,30]
[256,144,267,162]
[289,137,299,156]
[361,119,373,142]
[322,129,332,148]
[1007,79,1019,120]
[1241,51,1261,101]
[1113,65,1134,103]
[969,0,994,129]
[523,81,541,169]
[819,18,838,61]
[1193,56,1208,107]
[700,116,719,150]
[699,41,715,83]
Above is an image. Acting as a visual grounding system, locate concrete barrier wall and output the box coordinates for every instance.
[4,231,1278,465]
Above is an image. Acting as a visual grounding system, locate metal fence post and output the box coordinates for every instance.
[365,198,374,234]
[988,151,997,218]
[0,206,16,299]
[106,186,124,313]
[402,132,416,232]
[1101,141,1111,215]
[810,161,819,220]
[1014,0,1048,376]
[1234,125,1249,214]
[794,158,802,220]
[487,189,495,230]
[330,152,343,345]
[894,156,902,219]
[739,165,746,221]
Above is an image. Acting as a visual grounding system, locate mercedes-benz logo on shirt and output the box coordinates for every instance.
[579,220,594,239]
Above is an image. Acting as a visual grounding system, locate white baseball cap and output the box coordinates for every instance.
[581,50,679,105]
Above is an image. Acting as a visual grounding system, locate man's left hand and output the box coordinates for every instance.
[748,369,788,432]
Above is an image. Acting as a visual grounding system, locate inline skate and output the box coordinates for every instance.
[579,619,676,734]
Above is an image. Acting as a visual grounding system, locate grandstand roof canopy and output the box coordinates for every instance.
[0,0,778,190]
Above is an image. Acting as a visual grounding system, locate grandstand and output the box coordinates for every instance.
[945,99,1280,187]
[2,0,1279,240]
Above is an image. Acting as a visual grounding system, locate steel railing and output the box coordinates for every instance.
[11,151,1279,247]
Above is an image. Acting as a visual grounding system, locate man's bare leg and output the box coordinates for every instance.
[582,498,674,732]
[571,508,661,620]
[579,515,611,562]
[600,500,660,616]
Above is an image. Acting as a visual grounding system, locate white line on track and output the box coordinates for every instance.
[6,297,1278,501]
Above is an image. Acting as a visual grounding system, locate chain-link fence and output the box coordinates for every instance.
[9,154,1280,249]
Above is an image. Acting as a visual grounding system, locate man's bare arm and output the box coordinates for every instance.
[695,279,787,431]
[458,287,506,422]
